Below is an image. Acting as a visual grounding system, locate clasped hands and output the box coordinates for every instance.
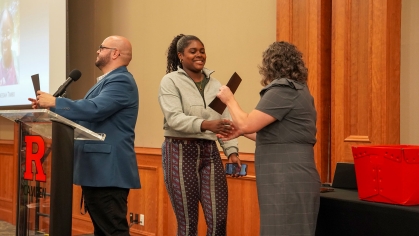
[201,118,242,141]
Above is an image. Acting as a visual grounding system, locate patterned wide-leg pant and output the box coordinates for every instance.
[162,137,228,236]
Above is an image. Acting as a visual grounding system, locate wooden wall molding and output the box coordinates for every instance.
[344,135,371,143]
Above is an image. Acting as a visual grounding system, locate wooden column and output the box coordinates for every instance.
[330,0,401,178]
[277,0,332,182]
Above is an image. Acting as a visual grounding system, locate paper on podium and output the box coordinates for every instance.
[209,72,242,114]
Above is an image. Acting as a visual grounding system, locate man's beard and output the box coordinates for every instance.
[95,53,110,69]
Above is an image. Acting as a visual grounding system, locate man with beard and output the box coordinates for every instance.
[28,35,140,236]
[0,9,17,86]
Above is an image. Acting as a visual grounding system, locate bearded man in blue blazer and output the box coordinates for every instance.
[29,35,140,235]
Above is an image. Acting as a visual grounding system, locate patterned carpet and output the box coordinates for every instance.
[0,220,15,235]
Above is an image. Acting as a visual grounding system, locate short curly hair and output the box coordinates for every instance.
[258,41,308,86]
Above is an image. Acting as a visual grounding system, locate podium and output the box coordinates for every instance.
[0,109,105,236]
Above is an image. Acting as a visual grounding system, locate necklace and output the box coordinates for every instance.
[195,80,204,91]
[193,73,205,92]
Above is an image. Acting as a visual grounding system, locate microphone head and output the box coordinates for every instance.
[69,69,82,81]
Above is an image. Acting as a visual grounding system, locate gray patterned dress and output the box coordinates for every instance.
[254,78,321,236]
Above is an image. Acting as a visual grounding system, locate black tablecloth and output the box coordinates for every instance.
[316,188,419,236]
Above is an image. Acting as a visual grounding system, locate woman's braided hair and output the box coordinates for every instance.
[166,34,204,74]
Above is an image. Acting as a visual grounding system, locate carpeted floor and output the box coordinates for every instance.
[0,221,94,236]
[0,220,15,235]
[0,220,47,235]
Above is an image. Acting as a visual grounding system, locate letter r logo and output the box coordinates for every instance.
[23,136,46,182]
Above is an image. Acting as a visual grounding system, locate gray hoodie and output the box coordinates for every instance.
[158,67,239,157]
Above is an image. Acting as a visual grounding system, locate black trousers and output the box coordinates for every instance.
[82,186,130,236]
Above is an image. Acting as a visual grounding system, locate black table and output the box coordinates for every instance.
[316,188,419,236]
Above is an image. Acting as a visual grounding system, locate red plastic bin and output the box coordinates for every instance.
[351,145,419,205]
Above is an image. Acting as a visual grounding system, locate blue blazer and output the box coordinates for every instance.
[52,66,140,189]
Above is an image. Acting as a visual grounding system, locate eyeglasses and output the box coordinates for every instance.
[99,45,117,52]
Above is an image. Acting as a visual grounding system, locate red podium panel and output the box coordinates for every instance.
[352,145,419,205]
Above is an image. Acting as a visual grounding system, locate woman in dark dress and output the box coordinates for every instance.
[217,41,320,236]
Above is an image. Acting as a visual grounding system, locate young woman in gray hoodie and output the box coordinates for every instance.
[158,34,241,236]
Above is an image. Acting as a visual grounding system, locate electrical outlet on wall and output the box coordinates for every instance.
[140,214,144,226]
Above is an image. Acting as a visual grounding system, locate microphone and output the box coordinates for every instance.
[53,69,82,97]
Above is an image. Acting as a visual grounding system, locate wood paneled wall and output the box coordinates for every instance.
[72,148,259,236]
[0,139,16,223]
[277,0,401,181]
[330,0,401,178]
[0,140,259,235]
